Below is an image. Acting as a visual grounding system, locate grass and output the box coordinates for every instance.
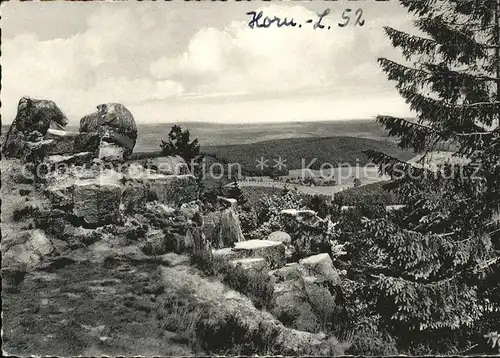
[190,249,275,310]
[2,258,195,356]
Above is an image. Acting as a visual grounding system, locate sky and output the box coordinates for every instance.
[1,0,417,125]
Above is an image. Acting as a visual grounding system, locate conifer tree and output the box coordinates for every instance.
[227,178,247,205]
[359,0,500,350]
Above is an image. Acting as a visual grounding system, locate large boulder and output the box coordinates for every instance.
[270,254,342,332]
[232,240,286,269]
[268,231,294,261]
[121,181,149,212]
[80,103,137,159]
[3,96,69,158]
[298,253,341,286]
[2,229,54,271]
[272,278,321,332]
[73,183,122,226]
[231,257,269,271]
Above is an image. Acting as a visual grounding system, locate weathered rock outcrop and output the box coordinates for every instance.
[147,174,198,206]
[2,229,55,271]
[202,197,245,248]
[232,240,286,269]
[73,183,122,226]
[80,103,137,160]
[270,253,342,332]
[268,231,294,261]
[44,129,100,156]
[298,253,341,285]
[160,265,347,356]
[3,96,69,157]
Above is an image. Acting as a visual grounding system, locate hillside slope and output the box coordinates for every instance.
[202,136,414,171]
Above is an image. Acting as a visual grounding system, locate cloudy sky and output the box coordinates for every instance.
[1,1,417,125]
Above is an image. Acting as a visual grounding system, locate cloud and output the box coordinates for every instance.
[1,6,184,122]
[150,5,357,95]
[149,3,409,97]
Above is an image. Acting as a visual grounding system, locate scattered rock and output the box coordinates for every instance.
[21,138,51,164]
[98,142,125,161]
[157,252,190,266]
[232,240,285,269]
[179,201,200,220]
[270,253,342,331]
[281,209,323,227]
[298,253,340,286]
[160,265,346,356]
[212,247,236,259]
[218,197,238,210]
[272,278,320,332]
[144,201,177,218]
[280,209,331,260]
[44,152,94,171]
[141,229,170,256]
[173,226,207,254]
[121,181,149,212]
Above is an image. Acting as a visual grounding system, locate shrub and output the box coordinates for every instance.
[251,190,306,239]
[195,311,253,354]
[347,329,398,356]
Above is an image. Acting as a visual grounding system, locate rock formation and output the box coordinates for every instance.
[80,103,138,160]
[3,96,69,157]
[270,253,342,331]
[232,240,286,269]
[202,197,245,248]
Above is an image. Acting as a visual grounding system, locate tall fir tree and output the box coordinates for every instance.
[358,0,500,351]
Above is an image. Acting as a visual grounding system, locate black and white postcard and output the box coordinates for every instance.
[1,0,499,356]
